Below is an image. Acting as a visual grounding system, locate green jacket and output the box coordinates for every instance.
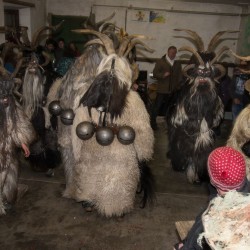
[153,55,182,94]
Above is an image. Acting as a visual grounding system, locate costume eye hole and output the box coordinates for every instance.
[204,70,211,77]
[196,69,211,77]
[196,69,204,76]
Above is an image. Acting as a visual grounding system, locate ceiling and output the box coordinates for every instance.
[176,0,250,5]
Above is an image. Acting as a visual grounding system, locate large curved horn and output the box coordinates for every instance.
[213,63,226,82]
[100,23,117,33]
[19,26,31,46]
[230,50,250,61]
[207,30,239,53]
[84,38,104,48]
[102,30,120,50]
[179,46,204,66]
[174,28,205,52]
[96,12,116,29]
[71,29,115,55]
[210,46,229,65]
[237,68,250,74]
[182,64,196,79]
[31,20,64,49]
[118,35,150,56]
[124,39,154,57]
[0,27,22,46]
[1,42,20,63]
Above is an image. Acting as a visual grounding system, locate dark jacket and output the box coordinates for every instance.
[153,55,182,94]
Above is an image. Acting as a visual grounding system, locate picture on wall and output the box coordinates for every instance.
[149,11,166,23]
[131,10,149,22]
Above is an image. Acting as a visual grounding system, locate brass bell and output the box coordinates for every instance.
[60,109,75,125]
[117,126,135,145]
[96,127,114,146]
[48,100,62,116]
[76,121,95,140]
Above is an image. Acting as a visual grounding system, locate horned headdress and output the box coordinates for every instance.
[175,29,238,82]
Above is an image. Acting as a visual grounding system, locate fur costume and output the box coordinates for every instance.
[45,45,105,191]
[0,77,35,215]
[167,47,225,183]
[227,104,250,180]
[226,52,250,181]
[66,54,154,217]
[22,55,61,171]
[46,30,154,217]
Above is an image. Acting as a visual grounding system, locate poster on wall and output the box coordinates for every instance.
[149,11,166,23]
[131,10,150,22]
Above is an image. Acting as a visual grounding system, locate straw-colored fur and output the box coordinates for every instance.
[227,104,250,180]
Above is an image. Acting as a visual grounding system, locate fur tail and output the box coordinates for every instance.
[137,161,156,208]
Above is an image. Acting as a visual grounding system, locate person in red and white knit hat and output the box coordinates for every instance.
[174,146,249,250]
[208,146,247,195]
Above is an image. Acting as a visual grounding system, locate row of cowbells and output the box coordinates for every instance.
[48,100,136,146]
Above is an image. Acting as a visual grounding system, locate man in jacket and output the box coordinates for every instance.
[150,46,182,130]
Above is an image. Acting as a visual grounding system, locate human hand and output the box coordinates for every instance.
[21,143,30,157]
[164,72,170,77]
[132,83,139,91]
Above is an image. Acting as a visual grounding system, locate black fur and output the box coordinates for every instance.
[167,79,222,182]
[137,161,156,208]
[80,70,129,120]
[29,128,61,171]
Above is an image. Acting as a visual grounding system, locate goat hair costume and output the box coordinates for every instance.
[227,104,250,181]
[47,37,154,216]
[0,77,35,215]
[22,54,61,171]
[226,53,250,181]
[45,44,105,194]
[45,28,155,216]
[66,54,153,217]
[167,47,224,183]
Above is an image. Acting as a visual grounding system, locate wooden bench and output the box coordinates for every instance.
[175,220,195,240]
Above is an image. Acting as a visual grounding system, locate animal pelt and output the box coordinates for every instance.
[28,126,61,172]
[45,45,105,127]
[66,89,154,217]
[58,45,105,110]
[22,65,45,120]
[44,45,105,195]
[227,104,250,180]
[80,54,131,120]
[168,78,224,183]
[0,78,36,215]
[137,160,156,208]
[22,61,61,172]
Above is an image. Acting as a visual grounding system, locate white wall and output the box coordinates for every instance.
[0,0,249,76]
[46,0,246,75]
[0,0,46,44]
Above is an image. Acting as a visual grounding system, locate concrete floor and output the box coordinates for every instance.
[0,117,232,250]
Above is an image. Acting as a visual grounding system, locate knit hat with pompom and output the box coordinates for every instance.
[208,146,246,191]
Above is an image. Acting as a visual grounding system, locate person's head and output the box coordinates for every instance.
[45,38,56,52]
[167,46,177,60]
[69,42,77,51]
[208,146,246,195]
[57,38,65,49]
